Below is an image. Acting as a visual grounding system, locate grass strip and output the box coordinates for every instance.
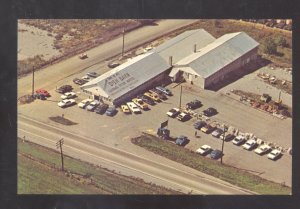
[131,133,291,195]
[18,138,181,194]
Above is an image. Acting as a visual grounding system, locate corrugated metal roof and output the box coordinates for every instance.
[154,29,216,64]
[81,52,171,100]
[174,32,259,78]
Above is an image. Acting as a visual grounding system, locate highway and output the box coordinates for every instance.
[18,114,255,194]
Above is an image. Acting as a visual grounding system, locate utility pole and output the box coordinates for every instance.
[220,125,228,164]
[179,85,182,109]
[56,138,64,171]
[122,27,125,57]
[32,66,35,96]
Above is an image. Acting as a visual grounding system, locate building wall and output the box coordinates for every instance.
[204,47,258,88]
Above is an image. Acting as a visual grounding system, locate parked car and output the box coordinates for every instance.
[79,53,88,59]
[61,92,76,99]
[56,85,73,94]
[155,86,173,96]
[35,89,50,97]
[232,135,246,146]
[196,145,212,155]
[132,98,149,110]
[211,128,224,138]
[210,149,223,160]
[78,98,93,109]
[82,75,93,82]
[94,103,109,114]
[242,139,257,150]
[149,89,167,100]
[73,78,88,85]
[203,107,218,117]
[186,99,202,110]
[33,93,46,100]
[137,94,155,106]
[220,133,235,141]
[86,100,100,111]
[166,108,180,118]
[255,144,272,155]
[120,104,130,114]
[144,92,161,102]
[201,124,216,134]
[57,99,76,108]
[175,135,188,146]
[86,72,98,78]
[105,106,117,116]
[176,112,190,122]
[108,62,120,68]
[267,149,282,160]
[126,102,141,114]
[194,120,207,130]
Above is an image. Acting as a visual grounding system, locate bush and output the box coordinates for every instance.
[276,36,288,47]
[262,37,277,55]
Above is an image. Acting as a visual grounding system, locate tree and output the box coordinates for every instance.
[263,37,277,55]
[276,36,288,47]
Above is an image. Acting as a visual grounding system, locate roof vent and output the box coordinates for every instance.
[169,56,173,66]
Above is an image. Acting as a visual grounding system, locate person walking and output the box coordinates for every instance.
[195,130,197,137]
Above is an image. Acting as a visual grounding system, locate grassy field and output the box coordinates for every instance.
[131,134,291,195]
[18,139,181,194]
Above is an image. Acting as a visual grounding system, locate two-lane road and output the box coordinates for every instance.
[18,114,255,194]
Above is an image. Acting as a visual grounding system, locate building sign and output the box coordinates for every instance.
[104,71,139,96]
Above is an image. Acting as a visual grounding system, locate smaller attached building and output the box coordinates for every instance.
[169,32,259,89]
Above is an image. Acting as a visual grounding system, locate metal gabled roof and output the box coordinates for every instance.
[175,32,259,78]
[154,29,216,64]
[81,52,171,100]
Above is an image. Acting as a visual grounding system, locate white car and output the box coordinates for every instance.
[126,102,141,114]
[86,100,100,111]
[166,108,180,117]
[242,139,257,150]
[58,99,76,108]
[267,149,282,160]
[255,144,272,155]
[232,135,246,146]
[82,75,93,81]
[61,91,76,99]
[196,145,212,155]
[176,112,190,121]
[78,98,93,108]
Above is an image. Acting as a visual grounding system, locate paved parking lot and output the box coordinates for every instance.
[18,68,292,186]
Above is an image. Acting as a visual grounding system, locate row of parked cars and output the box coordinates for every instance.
[166,99,218,122]
[192,118,282,160]
[120,86,173,114]
[78,99,117,116]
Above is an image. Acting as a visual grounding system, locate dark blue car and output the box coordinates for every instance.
[210,149,223,160]
[175,135,188,146]
[105,106,117,116]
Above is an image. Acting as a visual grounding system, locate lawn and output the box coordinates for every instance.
[131,133,291,195]
[18,139,181,194]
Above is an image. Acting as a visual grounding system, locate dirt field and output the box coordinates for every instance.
[17,19,143,76]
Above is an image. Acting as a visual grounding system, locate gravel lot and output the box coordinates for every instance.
[18,63,292,186]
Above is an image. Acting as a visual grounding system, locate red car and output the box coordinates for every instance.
[36,89,50,97]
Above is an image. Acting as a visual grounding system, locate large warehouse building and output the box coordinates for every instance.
[81,29,259,105]
[169,32,259,88]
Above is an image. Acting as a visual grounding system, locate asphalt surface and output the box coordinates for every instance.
[18,114,254,195]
